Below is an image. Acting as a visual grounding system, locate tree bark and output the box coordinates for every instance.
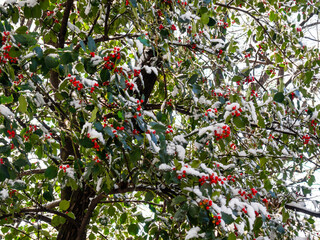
[56,184,95,240]
[135,49,162,103]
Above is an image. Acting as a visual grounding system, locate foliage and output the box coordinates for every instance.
[0,0,320,239]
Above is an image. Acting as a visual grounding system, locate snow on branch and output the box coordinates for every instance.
[285,202,320,218]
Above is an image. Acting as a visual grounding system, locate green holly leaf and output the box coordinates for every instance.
[59,200,70,211]
[18,95,28,113]
[222,212,234,224]
[172,195,187,205]
[45,55,59,69]
[45,166,58,179]
[14,34,37,46]
[87,36,96,52]
[128,224,139,235]
[274,92,284,103]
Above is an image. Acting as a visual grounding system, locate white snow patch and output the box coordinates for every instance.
[0,105,14,119]
[184,186,203,198]
[96,177,103,192]
[144,66,158,76]
[81,122,105,144]
[65,168,76,179]
[159,163,172,171]
[70,100,85,109]
[21,52,36,60]
[146,134,160,153]
[34,92,45,107]
[84,1,91,15]
[68,22,81,33]
[176,145,185,160]
[0,189,9,200]
[135,40,144,55]
[185,227,201,240]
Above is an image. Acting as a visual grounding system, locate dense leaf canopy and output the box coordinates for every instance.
[0,0,320,239]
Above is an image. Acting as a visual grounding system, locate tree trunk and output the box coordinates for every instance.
[57,184,95,240]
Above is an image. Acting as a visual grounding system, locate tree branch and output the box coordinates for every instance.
[303,36,320,43]
[104,2,112,39]
[19,169,46,177]
[3,224,35,239]
[302,21,320,29]
[76,193,105,240]
[145,103,191,115]
[285,202,320,218]
[58,0,74,48]
[300,13,316,27]
[215,2,298,68]
[0,208,78,227]
[100,199,163,207]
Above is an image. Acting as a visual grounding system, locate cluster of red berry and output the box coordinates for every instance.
[133,69,141,77]
[124,79,135,91]
[217,20,229,29]
[112,126,125,138]
[111,47,121,59]
[212,214,222,225]
[310,120,317,134]
[59,164,70,172]
[214,125,231,141]
[251,89,258,97]
[166,99,173,106]
[199,173,236,186]
[177,0,188,6]
[211,89,230,98]
[7,130,15,139]
[93,156,100,163]
[165,125,173,134]
[244,76,255,84]
[173,165,189,179]
[1,32,18,64]
[133,112,142,119]
[9,189,17,197]
[231,107,242,117]
[13,74,24,85]
[103,56,115,70]
[132,129,140,135]
[268,134,275,140]
[238,188,259,200]
[114,67,124,74]
[199,199,213,210]
[302,134,310,144]
[87,134,101,150]
[146,130,156,134]
[205,108,218,117]
[44,133,53,140]
[90,83,99,93]
[1,31,10,45]
[69,75,84,91]
[230,143,237,150]
[46,10,54,16]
